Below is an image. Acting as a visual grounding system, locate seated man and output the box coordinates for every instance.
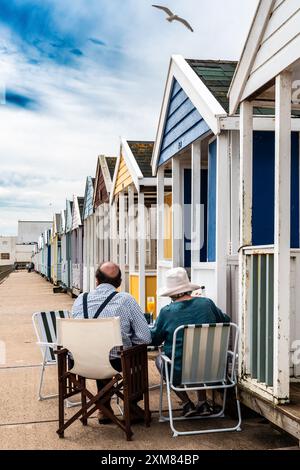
[72,261,151,422]
[151,267,230,417]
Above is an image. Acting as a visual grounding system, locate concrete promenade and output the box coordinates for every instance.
[0,272,297,449]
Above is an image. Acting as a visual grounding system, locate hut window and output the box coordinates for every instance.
[1,253,10,260]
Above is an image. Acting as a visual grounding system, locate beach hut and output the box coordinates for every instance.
[82,176,95,292]
[61,200,73,291]
[32,236,42,273]
[152,54,286,316]
[152,55,249,315]
[93,155,117,278]
[44,228,52,281]
[40,232,46,277]
[228,0,300,441]
[52,213,62,286]
[71,195,84,296]
[59,209,66,286]
[110,140,163,314]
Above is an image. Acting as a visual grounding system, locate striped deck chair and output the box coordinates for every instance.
[32,310,71,401]
[159,323,242,437]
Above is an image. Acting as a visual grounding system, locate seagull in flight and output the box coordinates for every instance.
[152,5,194,32]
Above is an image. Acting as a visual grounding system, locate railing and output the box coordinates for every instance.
[245,249,274,387]
[0,266,14,283]
[241,246,300,403]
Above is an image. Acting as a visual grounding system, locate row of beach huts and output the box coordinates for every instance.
[32,1,300,443]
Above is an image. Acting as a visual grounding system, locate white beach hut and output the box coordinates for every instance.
[228,0,300,441]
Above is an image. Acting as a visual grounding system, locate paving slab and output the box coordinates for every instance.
[0,417,295,450]
[0,272,73,366]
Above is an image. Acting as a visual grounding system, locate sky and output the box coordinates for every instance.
[0,0,259,235]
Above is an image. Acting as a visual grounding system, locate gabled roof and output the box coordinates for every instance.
[78,197,84,219]
[60,210,66,234]
[105,157,117,179]
[83,176,95,220]
[152,55,230,172]
[228,1,274,114]
[110,139,154,202]
[65,200,73,233]
[127,141,154,177]
[187,60,237,113]
[53,213,61,235]
[228,0,300,114]
[71,196,84,230]
[93,155,117,208]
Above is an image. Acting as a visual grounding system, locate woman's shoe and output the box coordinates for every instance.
[182,401,197,417]
[196,401,213,416]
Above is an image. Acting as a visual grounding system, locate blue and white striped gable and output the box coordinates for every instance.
[83,176,94,220]
[158,78,210,166]
[65,200,73,233]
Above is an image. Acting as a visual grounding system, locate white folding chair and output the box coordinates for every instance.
[159,322,242,437]
[32,310,78,406]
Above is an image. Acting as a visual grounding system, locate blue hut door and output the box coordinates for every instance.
[67,232,71,288]
[47,244,51,279]
[184,168,192,268]
[184,161,209,267]
[252,131,299,248]
[207,140,217,262]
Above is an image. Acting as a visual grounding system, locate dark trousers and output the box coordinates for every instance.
[96,358,122,395]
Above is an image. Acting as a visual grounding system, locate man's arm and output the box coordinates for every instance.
[71,293,84,318]
[127,297,151,345]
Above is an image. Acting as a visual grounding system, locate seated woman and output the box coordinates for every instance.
[151,267,230,417]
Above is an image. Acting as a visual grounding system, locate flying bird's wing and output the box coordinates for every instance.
[175,16,194,32]
[152,5,174,16]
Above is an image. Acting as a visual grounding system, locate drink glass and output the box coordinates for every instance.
[147,296,155,324]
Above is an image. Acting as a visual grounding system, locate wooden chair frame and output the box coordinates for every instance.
[55,344,151,441]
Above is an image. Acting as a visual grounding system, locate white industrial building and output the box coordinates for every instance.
[0,221,52,268]
[0,236,17,266]
[17,221,52,244]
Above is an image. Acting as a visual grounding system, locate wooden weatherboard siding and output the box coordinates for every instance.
[94,164,109,207]
[71,197,82,230]
[243,0,300,101]
[114,154,133,195]
[158,78,210,166]
[65,200,73,233]
[83,177,94,220]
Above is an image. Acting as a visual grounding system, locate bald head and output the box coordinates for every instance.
[95,262,122,288]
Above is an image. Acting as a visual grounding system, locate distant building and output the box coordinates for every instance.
[17,221,52,245]
[15,221,52,267]
[0,236,17,266]
[15,244,36,266]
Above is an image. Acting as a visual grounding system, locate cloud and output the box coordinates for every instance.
[0,0,95,67]
[89,38,107,47]
[4,88,40,110]
[70,48,83,57]
[0,0,259,235]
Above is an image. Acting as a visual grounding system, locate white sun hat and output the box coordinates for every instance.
[158,267,200,297]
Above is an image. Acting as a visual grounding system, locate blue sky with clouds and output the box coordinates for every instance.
[0,0,258,235]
